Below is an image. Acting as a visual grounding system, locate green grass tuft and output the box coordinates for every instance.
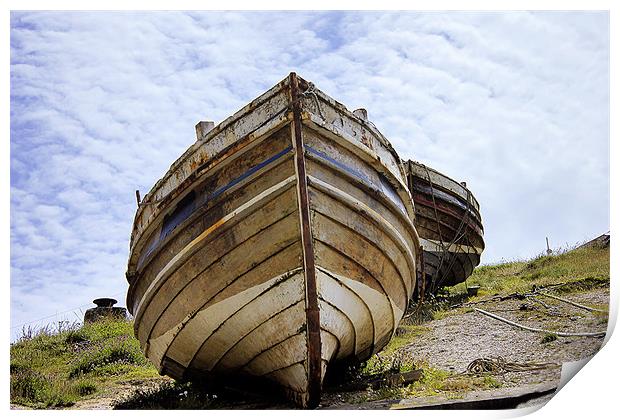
[10,318,159,408]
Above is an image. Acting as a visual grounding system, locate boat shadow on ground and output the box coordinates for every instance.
[113,376,297,409]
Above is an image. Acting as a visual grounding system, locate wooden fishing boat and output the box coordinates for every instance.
[403,161,484,297]
[125,73,420,408]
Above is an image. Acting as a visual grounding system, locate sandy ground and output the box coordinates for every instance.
[405,288,607,374]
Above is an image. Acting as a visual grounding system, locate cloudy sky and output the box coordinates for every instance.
[10,11,609,337]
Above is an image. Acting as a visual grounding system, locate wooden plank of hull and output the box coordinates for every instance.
[411,180,482,223]
[147,269,303,369]
[133,174,298,318]
[413,191,484,242]
[317,267,396,360]
[424,249,467,286]
[402,159,484,295]
[420,238,484,256]
[156,245,303,365]
[129,83,292,254]
[190,272,307,371]
[310,186,414,298]
[311,212,408,315]
[405,160,481,212]
[304,150,416,240]
[424,249,480,289]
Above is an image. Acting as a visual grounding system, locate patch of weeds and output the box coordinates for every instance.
[10,367,48,403]
[69,335,147,378]
[552,276,610,294]
[401,361,503,400]
[482,375,502,389]
[381,325,430,355]
[72,380,98,396]
[443,245,609,298]
[10,368,76,408]
[541,333,558,344]
[404,361,452,397]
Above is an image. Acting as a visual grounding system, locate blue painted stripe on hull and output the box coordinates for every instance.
[305,145,407,215]
[138,146,293,267]
[208,146,292,202]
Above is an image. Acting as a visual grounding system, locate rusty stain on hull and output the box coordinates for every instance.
[290,73,322,408]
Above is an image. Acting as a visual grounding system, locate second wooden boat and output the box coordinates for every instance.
[125,73,420,407]
[403,160,484,297]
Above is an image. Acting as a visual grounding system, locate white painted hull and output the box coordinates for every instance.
[126,74,420,407]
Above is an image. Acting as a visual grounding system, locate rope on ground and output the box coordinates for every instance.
[465,357,558,375]
[536,291,607,313]
[474,308,607,338]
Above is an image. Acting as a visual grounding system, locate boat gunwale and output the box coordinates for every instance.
[137,77,291,211]
[129,73,418,285]
[406,160,481,211]
[296,77,404,170]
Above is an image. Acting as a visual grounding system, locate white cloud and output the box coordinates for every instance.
[10,11,609,337]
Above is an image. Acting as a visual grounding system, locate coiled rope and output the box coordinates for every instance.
[465,357,558,375]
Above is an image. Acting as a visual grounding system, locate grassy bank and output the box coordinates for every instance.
[448,244,610,298]
[10,319,159,408]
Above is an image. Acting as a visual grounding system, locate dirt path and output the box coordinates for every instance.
[392,286,609,403]
[71,377,173,410]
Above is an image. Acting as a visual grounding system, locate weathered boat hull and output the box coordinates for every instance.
[126,74,420,407]
[403,161,484,296]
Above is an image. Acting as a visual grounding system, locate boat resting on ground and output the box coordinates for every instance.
[403,160,484,297]
[126,73,421,408]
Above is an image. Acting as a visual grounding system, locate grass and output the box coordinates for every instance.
[405,361,501,399]
[10,244,609,409]
[10,318,159,408]
[446,245,610,300]
[348,360,502,404]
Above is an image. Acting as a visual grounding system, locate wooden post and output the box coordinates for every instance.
[546,237,552,255]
